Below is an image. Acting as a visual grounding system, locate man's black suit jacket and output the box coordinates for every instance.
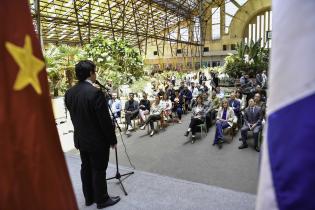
[65,81,117,152]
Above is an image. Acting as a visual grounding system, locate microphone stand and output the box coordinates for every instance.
[102,86,134,196]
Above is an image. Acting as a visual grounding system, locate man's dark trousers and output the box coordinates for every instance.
[241,125,261,147]
[80,149,110,204]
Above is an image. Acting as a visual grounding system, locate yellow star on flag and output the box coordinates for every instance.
[5,35,45,95]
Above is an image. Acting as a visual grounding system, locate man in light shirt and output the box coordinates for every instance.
[108,93,121,120]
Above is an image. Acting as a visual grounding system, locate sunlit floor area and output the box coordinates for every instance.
[66,153,256,210]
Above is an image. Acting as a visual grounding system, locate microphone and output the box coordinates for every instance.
[95,80,108,90]
[95,80,112,100]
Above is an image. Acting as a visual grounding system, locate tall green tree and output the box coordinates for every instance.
[84,36,144,88]
[44,44,83,96]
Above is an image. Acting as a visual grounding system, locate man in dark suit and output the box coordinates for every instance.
[65,60,120,209]
[239,98,262,152]
[124,93,139,135]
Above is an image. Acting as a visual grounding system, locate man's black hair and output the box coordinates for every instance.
[75,60,96,81]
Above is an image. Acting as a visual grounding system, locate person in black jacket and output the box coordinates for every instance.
[65,60,120,209]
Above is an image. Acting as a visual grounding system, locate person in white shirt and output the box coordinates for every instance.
[190,82,200,108]
[215,86,225,99]
[108,93,121,119]
[161,93,173,120]
[140,95,164,136]
[261,70,268,89]
[171,74,176,86]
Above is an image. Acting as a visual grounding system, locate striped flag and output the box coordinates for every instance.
[256,1,315,210]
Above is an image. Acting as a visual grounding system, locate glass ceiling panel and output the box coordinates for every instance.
[225,0,238,16]
[234,0,248,6]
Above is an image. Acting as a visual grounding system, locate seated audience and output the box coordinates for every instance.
[191,83,200,107]
[171,74,176,86]
[240,73,254,105]
[157,88,165,98]
[261,70,268,89]
[166,84,176,102]
[172,91,183,124]
[184,96,206,143]
[202,92,212,131]
[125,93,139,135]
[254,93,266,119]
[201,81,209,94]
[209,90,221,124]
[180,86,192,112]
[239,99,262,152]
[108,93,121,119]
[139,93,151,123]
[254,85,267,102]
[140,95,164,136]
[199,72,207,85]
[215,86,225,99]
[228,93,241,126]
[229,93,240,116]
[161,93,173,120]
[213,99,235,149]
[178,81,185,93]
[256,72,263,87]
[235,89,246,110]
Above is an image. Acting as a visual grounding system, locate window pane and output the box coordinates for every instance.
[180,28,189,41]
[212,7,220,24]
[212,24,220,40]
[225,15,232,28]
[193,17,200,41]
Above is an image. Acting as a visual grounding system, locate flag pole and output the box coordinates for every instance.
[34,0,44,50]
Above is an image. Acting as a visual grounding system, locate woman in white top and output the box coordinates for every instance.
[213,99,235,149]
[161,93,172,120]
[235,89,246,110]
[140,95,164,136]
[184,96,206,143]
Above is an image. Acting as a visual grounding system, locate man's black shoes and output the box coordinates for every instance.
[255,146,260,152]
[85,200,93,206]
[97,196,121,209]
[238,144,248,149]
[184,131,189,136]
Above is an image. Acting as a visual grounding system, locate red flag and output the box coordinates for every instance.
[0,1,78,209]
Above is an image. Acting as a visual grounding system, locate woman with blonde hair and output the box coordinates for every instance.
[213,99,235,149]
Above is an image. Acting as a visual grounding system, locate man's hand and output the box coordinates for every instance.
[111,144,117,149]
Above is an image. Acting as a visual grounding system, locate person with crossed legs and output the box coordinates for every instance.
[213,99,235,149]
[238,98,262,152]
[140,95,164,137]
[184,95,206,143]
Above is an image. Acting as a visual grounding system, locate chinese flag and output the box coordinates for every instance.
[0,1,78,210]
